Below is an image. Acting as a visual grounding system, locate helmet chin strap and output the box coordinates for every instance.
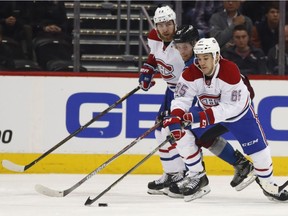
[206,68,215,77]
[199,58,219,77]
[194,53,220,76]
[206,54,220,77]
[195,64,215,76]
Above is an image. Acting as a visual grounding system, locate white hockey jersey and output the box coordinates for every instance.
[171,58,251,125]
[147,29,185,92]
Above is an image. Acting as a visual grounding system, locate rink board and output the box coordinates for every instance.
[0,72,287,174]
[0,153,288,176]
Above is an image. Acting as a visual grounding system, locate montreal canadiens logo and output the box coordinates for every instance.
[156,59,175,80]
[198,94,220,107]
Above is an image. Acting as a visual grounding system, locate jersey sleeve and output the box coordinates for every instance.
[171,66,200,116]
[147,29,161,55]
[146,29,161,68]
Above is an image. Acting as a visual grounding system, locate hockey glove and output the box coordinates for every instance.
[183,111,210,128]
[183,106,215,128]
[183,112,194,124]
[156,110,170,123]
[198,109,215,128]
[163,116,186,141]
[139,63,156,91]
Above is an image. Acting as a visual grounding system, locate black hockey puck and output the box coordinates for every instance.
[98,203,108,207]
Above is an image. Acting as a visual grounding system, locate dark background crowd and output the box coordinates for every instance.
[0,1,79,72]
[181,0,288,75]
[0,1,287,75]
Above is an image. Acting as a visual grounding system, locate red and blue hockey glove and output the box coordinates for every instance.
[163,116,186,141]
[183,112,194,124]
[183,109,214,128]
[139,63,156,91]
[198,109,214,128]
[156,110,170,124]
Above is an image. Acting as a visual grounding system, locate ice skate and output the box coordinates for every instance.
[168,161,207,199]
[256,178,288,202]
[263,189,288,202]
[181,171,211,202]
[230,150,256,191]
[167,176,190,198]
[147,172,184,195]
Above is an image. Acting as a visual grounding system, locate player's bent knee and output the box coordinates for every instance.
[196,136,219,149]
[208,136,227,156]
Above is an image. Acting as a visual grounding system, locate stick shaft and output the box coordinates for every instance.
[61,121,162,196]
[35,121,161,197]
[16,86,140,171]
[84,135,174,206]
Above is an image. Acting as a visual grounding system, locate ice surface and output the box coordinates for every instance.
[0,174,287,216]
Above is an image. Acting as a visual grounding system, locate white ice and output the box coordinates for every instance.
[0,174,287,216]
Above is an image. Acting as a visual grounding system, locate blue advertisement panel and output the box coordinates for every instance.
[66,92,288,141]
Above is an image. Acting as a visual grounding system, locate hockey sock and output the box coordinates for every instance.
[209,137,238,165]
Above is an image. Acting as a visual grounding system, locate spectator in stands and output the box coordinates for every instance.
[0,1,27,59]
[0,1,41,70]
[0,28,15,70]
[25,1,75,71]
[0,2,24,43]
[240,1,268,24]
[251,2,279,56]
[209,1,253,52]
[222,25,269,75]
[267,25,288,75]
[28,1,71,39]
[182,0,223,37]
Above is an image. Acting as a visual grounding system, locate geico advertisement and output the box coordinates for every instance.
[0,76,287,156]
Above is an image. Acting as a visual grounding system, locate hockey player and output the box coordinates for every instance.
[138,5,254,201]
[167,25,257,198]
[163,37,288,202]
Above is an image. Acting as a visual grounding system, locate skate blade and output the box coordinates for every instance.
[147,187,169,195]
[184,185,211,202]
[265,195,288,203]
[163,187,169,195]
[235,175,257,191]
[167,191,184,199]
[147,189,165,195]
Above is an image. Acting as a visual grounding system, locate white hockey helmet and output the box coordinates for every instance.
[153,5,176,25]
[193,37,220,59]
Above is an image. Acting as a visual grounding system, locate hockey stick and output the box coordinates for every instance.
[263,180,288,194]
[35,121,162,197]
[2,86,141,172]
[256,177,288,194]
[279,180,288,192]
[84,134,175,206]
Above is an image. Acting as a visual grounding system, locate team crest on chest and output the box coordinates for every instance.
[198,94,221,107]
[156,59,175,80]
